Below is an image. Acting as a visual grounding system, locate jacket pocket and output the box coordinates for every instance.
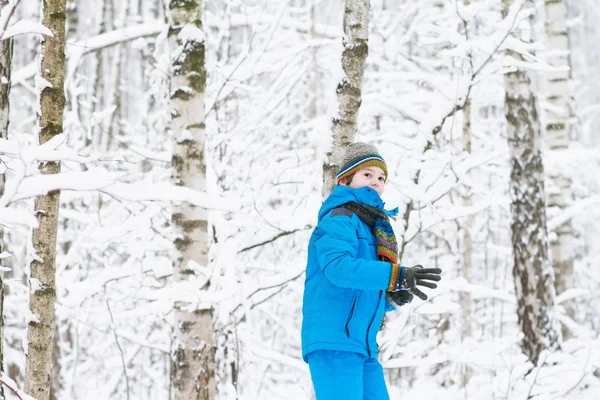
[344,297,358,338]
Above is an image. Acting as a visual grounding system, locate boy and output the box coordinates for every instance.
[301,142,442,399]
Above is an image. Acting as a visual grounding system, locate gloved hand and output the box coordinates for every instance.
[392,265,442,300]
[386,290,414,308]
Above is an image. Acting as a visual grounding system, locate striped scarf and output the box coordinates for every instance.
[341,202,398,264]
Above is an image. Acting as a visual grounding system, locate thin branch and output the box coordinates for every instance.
[227,266,306,328]
[205,50,249,119]
[428,2,523,140]
[560,343,593,398]
[0,375,33,400]
[105,292,131,400]
[249,286,286,311]
[238,225,312,253]
[0,0,21,40]
[526,351,549,398]
[245,268,305,300]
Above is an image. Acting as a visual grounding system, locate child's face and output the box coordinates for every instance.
[340,166,386,196]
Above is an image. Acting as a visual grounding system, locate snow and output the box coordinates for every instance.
[0,18,53,40]
[0,251,13,259]
[178,24,205,44]
[24,307,39,324]
[29,277,42,293]
[0,206,39,228]
[2,1,600,399]
[0,373,36,400]
[12,22,166,88]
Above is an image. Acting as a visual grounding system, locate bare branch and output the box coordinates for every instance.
[0,0,21,40]
[0,375,34,400]
[105,292,131,400]
[238,225,312,253]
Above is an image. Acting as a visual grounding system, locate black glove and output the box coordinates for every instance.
[393,265,442,301]
[386,290,414,308]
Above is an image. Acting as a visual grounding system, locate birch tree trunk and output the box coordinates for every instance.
[503,0,560,366]
[543,0,575,340]
[24,0,67,399]
[0,2,12,397]
[168,1,215,399]
[322,0,370,196]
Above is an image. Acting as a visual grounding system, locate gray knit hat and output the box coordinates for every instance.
[336,142,388,183]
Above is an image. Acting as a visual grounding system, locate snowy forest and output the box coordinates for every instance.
[0,0,599,399]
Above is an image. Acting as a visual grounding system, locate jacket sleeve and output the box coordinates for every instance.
[314,212,393,291]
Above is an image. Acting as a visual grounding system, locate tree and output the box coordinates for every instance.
[0,1,13,397]
[322,0,370,196]
[543,0,575,339]
[168,1,215,399]
[24,0,67,399]
[503,0,560,365]
[458,0,473,387]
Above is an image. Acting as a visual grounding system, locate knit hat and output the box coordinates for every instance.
[336,142,388,184]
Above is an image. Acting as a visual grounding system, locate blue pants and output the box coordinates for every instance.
[307,350,390,400]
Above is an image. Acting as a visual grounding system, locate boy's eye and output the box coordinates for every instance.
[379,177,384,181]
[364,173,371,178]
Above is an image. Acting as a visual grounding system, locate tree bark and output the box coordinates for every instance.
[168,1,215,399]
[322,0,370,196]
[24,0,67,399]
[543,0,575,340]
[0,2,12,398]
[503,0,560,366]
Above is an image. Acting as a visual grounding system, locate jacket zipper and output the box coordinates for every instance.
[365,290,383,357]
[344,297,358,338]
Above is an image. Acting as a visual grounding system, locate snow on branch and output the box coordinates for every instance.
[0,170,237,227]
[420,0,530,143]
[0,131,238,228]
[0,373,36,400]
[3,171,238,207]
[547,194,600,232]
[12,22,165,87]
[0,133,88,164]
[0,19,53,40]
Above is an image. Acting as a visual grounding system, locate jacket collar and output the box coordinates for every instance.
[318,185,398,221]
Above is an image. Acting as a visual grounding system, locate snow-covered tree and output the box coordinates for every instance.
[0,1,11,395]
[323,0,370,196]
[542,0,575,339]
[24,0,67,399]
[503,0,559,365]
[168,0,215,398]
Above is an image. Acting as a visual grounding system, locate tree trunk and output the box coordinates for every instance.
[168,1,215,399]
[0,2,12,397]
[24,0,67,399]
[543,0,575,340]
[460,2,473,387]
[52,2,80,399]
[503,0,560,366]
[322,0,370,196]
[461,98,473,386]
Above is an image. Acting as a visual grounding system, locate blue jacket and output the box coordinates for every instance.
[301,185,397,362]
